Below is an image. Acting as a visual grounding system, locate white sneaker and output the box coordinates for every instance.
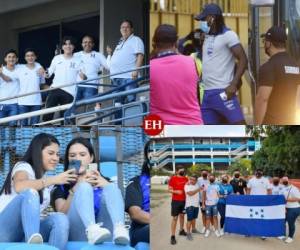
[285,237,293,243]
[277,236,285,240]
[27,233,43,244]
[220,229,224,236]
[86,223,111,244]
[201,227,206,234]
[215,230,221,237]
[204,230,210,238]
[113,223,130,245]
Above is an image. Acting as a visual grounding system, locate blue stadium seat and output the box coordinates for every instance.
[134,242,149,250]
[67,242,135,250]
[4,244,58,250]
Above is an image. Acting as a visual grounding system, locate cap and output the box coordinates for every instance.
[195,3,223,21]
[261,26,287,43]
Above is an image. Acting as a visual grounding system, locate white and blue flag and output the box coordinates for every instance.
[224,195,285,237]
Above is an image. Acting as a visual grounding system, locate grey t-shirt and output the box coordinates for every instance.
[202,27,240,90]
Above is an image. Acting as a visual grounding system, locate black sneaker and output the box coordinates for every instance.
[179,229,187,236]
[170,235,177,245]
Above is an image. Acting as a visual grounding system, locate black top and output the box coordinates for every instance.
[125,176,147,231]
[230,178,247,195]
[51,185,71,209]
[258,52,300,124]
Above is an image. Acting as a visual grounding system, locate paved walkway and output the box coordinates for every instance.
[151,184,300,250]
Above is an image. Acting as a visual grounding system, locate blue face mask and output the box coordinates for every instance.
[199,21,210,34]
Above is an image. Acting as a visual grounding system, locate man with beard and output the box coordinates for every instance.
[255,26,300,125]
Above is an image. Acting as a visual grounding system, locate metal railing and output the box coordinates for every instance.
[0,66,149,125]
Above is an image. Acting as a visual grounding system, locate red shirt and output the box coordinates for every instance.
[169,175,189,201]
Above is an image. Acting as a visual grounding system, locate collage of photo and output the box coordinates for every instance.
[0,0,299,250]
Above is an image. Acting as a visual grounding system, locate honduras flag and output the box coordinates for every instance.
[224,195,285,237]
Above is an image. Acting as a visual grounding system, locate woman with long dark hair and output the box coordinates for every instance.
[0,133,77,250]
[51,137,129,245]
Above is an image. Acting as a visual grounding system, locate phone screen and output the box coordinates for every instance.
[69,160,81,174]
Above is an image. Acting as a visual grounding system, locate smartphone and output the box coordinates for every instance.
[87,163,98,172]
[69,160,81,174]
[219,91,228,101]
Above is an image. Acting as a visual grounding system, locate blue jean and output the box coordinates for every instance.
[0,103,18,126]
[18,105,41,126]
[40,213,69,250]
[205,204,218,217]
[286,207,300,238]
[0,189,69,250]
[111,78,137,104]
[68,182,125,241]
[76,87,98,101]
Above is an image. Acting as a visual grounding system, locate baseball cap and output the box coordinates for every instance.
[261,26,287,43]
[195,3,223,21]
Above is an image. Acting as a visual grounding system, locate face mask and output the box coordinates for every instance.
[256,172,263,178]
[209,178,215,183]
[179,171,185,176]
[202,173,208,178]
[199,21,210,34]
[222,179,228,184]
[234,174,240,179]
[273,180,279,186]
[282,181,288,186]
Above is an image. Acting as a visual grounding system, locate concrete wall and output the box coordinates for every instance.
[0,0,99,59]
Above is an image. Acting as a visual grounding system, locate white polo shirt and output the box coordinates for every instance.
[74,51,108,88]
[247,177,272,195]
[0,162,53,215]
[48,54,85,96]
[15,63,45,106]
[0,65,20,104]
[109,34,144,79]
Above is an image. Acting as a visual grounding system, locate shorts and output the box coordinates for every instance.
[186,206,199,221]
[201,89,245,124]
[205,205,218,217]
[171,200,185,217]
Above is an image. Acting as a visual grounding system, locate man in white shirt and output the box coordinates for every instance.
[108,20,144,123]
[74,35,109,101]
[15,48,45,125]
[247,169,272,195]
[184,175,201,240]
[0,49,20,126]
[43,36,87,122]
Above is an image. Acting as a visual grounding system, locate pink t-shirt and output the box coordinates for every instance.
[150,55,203,125]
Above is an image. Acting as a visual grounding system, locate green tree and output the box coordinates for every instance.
[186,164,211,177]
[249,126,300,177]
[228,158,253,176]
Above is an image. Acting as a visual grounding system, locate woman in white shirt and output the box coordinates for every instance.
[0,133,78,250]
[281,176,300,243]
